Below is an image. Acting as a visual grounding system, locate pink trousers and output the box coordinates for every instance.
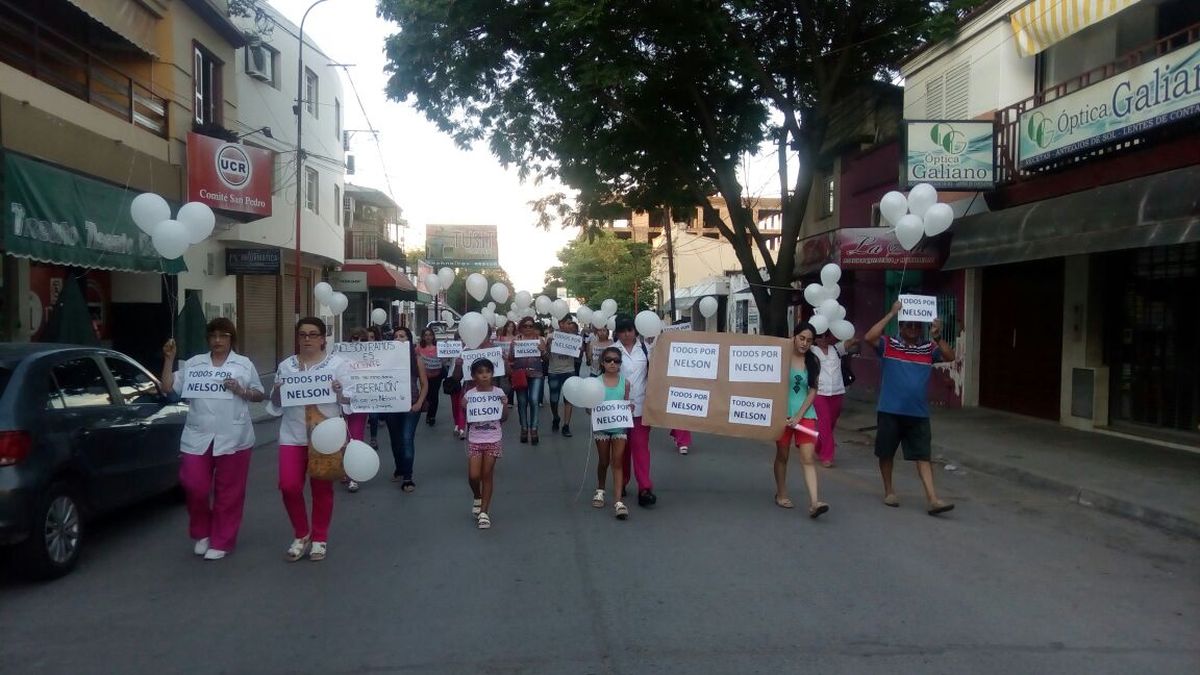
[813,394,844,463]
[179,446,252,551]
[622,416,653,492]
[278,444,334,542]
[669,429,692,449]
[346,413,368,442]
[451,387,467,428]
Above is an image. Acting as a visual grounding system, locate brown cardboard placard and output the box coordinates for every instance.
[643,332,792,442]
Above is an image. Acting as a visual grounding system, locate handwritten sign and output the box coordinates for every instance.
[437,340,463,358]
[513,340,542,359]
[550,332,584,357]
[346,369,411,413]
[663,322,692,332]
[279,372,336,407]
[899,294,938,323]
[666,387,710,417]
[181,366,234,400]
[728,396,774,427]
[591,400,633,431]
[728,346,783,383]
[465,389,505,423]
[666,342,720,380]
[334,340,406,369]
[462,347,506,378]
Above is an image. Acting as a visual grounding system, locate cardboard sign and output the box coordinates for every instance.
[728,345,783,383]
[666,342,720,380]
[513,340,542,359]
[550,332,584,357]
[899,294,938,323]
[644,332,792,442]
[591,400,633,431]
[462,347,506,378]
[278,372,336,407]
[334,341,412,413]
[437,340,463,358]
[465,389,505,423]
[181,366,234,400]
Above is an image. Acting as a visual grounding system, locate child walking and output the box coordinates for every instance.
[464,359,509,529]
[775,322,830,518]
[593,347,632,520]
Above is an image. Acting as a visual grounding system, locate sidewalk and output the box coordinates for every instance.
[838,399,1200,539]
[249,372,275,422]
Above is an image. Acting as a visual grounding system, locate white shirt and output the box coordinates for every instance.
[617,339,650,417]
[172,351,264,456]
[812,342,848,396]
[266,353,351,446]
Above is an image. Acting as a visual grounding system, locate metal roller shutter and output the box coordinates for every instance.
[240,275,279,375]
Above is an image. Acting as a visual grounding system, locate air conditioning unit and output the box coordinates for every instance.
[246,45,274,83]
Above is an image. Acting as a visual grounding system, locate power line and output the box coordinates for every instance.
[338,64,398,201]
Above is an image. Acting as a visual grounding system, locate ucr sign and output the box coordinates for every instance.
[216,144,252,189]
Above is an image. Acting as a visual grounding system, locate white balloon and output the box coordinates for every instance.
[151,219,190,259]
[328,292,349,315]
[130,192,171,235]
[907,183,938,219]
[591,311,608,329]
[535,295,552,314]
[314,282,334,306]
[634,310,663,338]
[576,306,593,325]
[177,202,216,244]
[507,310,519,322]
[808,314,830,335]
[561,376,582,408]
[481,307,495,323]
[343,440,380,481]
[820,263,842,287]
[437,267,455,289]
[895,213,925,251]
[371,308,387,326]
[514,291,533,309]
[522,308,536,319]
[441,310,456,325]
[606,316,615,332]
[550,299,569,320]
[459,312,488,348]
[311,417,347,455]
[466,273,488,301]
[424,274,441,295]
[486,302,496,313]
[601,299,618,316]
[698,296,718,319]
[490,283,510,304]
[492,312,507,328]
[923,202,955,237]
[565,375,604,408]
[817,298,840,317]
[824,283,841,301]
[830,319,856,341]
[879,191,908,226]
[804,283,826,307]
[831,304,847,321]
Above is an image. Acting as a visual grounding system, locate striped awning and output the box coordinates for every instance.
[1010,0,1143,57]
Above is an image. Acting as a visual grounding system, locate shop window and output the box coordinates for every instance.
[193,44,222,125]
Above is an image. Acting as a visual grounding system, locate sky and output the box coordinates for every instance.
[267,0,785,293]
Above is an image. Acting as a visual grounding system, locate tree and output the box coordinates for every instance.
[380,0,980,335]
[442,268,516,315]
[549,232,660,317]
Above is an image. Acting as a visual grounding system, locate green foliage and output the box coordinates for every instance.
[442,268,515,314]
[550,232,659,317]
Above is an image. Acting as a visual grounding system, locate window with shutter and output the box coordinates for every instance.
[925,77,944,118]
[944,61,971,118]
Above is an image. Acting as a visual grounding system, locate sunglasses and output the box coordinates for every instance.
[603,357,622,364]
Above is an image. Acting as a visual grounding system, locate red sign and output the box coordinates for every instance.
[186,132,273,217]
[836,228,948,270]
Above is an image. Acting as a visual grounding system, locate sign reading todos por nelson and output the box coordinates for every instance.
[182,366,234,400]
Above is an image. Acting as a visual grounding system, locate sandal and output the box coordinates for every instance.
[401,480,416,493]
[883,494,900,508]
[472,499,482,518]
[309,541,327,561]
[928,501,955,516]
[614,502,629,520]
[285,535,311,562]
[592,489,605,508]
[775,496,795,509]
[520,428,529,444]
[531,431,539,446]
[477,512,491,529]
[809,502,830,519]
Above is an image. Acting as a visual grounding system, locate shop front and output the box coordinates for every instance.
[338,261,420,334]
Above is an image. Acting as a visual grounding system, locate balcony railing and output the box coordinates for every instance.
[995,21,1200,185]
[346,230,407,269]
[0,0,167,138]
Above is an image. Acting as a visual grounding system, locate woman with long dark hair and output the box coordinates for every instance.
[417,328,444,427]
[384,326,429,492]
[774,321,829,518]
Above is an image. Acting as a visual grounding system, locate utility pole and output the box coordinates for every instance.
[663,207,678,322]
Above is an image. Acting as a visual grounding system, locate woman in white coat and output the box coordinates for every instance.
[161,318,265,561]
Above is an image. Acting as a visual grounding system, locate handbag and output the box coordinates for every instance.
[841,354,856,387]
[511,367,529,391]
[305,405,345,481]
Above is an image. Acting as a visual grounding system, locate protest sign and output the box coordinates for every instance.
[335,341,412,413]
[181,365,234,400]
[644,332,791,442]
[663,322,692,332]
[462,346,506,377]
[591,400,633,431]
[550,332,584,357]
[513,340,542,359]
[437,340,463,358]
[278,371,336,407]
[465,389,505,423]
[898,294,938,323]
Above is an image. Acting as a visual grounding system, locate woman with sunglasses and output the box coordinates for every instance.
[417,328,445,427]
[161,318,264,561]
[383,326,430,492]
[513,317,548,444]
[267,317,351,562]
[592,347,632,519]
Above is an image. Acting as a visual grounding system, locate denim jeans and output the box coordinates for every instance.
[384,411,421,479]
[516,377,544,430]
[425,374,444,423]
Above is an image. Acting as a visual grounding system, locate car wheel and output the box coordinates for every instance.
[16,483,83,580]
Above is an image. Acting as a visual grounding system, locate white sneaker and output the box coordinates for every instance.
[193,538,210,556]
[615,502,629,520]
[203,549,227,561]
[592,489,606,508]
[472,499,483,518]
[678,445,689,455]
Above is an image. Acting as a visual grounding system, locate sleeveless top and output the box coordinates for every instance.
[603,373,626,402]
[787,364,819,420]
[417,344,443,376]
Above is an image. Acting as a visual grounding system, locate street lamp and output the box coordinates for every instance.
[292,0,330,336]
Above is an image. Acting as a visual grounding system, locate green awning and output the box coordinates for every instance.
[2,152,187,274]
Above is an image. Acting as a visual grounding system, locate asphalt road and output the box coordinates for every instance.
[2,411,1197,674]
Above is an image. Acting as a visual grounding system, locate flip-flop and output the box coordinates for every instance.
[775,497,795,509]
[401,480,416,493]
[883,494,900,507]
[928,502,955,516]
[809,503,830,519]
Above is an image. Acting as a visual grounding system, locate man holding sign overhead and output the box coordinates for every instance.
[865,298,956,516]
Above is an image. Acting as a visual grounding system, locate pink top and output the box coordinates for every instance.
[465,387,507,444]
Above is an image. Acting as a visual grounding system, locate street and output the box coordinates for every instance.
[2,414,1197,675]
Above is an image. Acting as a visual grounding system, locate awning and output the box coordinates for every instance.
[944,164,1200,270]
[339,261,418,300]
[64,0,160,57]
[1010,0,1143,57]
[2,152,187,274]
